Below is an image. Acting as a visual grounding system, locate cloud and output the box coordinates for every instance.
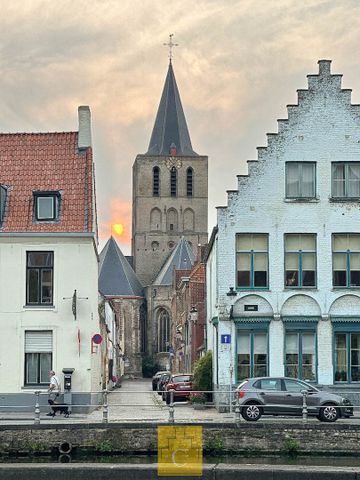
[1,0,360,256]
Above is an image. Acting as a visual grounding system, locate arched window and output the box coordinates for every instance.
[183,208,195,231]
[166,208,178,232]
[158,308,170,352]
[170,167,177,197]
[139,304,147,353]
[153,166,160,196]
[186,167,193,197]
[150,207,162,231]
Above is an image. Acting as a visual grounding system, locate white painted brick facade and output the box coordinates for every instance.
[206,60,360,389]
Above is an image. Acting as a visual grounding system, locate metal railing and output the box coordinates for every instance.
[0,388,357,425]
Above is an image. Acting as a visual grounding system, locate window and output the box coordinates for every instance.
[26,252,54,305]
[170,167,177,197]
[285,332,316,381]
[285,234,316,288]
[335,332,360,382]
[34,192,60,221]
[153,167,160,196]
[186,167,193,197]
[284,378,307,393]
[332,234,360,287]
[166,208,178,232]
[24,331,52,385]
[158,308,170,353]
[0,184,7,225]
[286,162,316,198]
[237,331,267,381]
[236,234,268,288]
[332,163,360,198]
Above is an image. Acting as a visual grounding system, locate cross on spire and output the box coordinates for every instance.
[163,34,178,63]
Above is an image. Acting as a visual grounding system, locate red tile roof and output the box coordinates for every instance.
[0,132,95,232]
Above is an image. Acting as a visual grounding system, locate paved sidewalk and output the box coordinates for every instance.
[0,378,359,425]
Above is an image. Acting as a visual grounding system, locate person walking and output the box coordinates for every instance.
[47,370,61,416]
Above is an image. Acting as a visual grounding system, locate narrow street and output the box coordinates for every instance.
[87,378,232,423]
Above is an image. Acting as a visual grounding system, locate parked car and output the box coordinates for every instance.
[164,374,193,404]
[152,371,170,391]
[235,377,353,422]
[157,372,171,395]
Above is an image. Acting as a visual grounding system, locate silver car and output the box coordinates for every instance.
[236,377,353,422]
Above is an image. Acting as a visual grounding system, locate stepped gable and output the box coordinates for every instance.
[145,61,197,156]
[153,236,196,286]
[99,236,144,297]
[220,59,358,209]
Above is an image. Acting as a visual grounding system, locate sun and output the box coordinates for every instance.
[112,223,124,236]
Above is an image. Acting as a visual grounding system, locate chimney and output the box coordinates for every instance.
[78,106,92,150]
[318,59,331,77]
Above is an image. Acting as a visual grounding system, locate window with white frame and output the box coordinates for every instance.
[285,162,316,198]
[236,234,268,288]
[24,331,52,385]
[34,192,60,221]
[332,163,360,198]
[332,234,360,288]
[285,234,316,288]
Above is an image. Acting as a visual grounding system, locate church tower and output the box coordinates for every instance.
[132,58,208,286]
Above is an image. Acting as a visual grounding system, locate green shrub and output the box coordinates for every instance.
[142,356,160,378]
[192,351,212,392]
[282,438,300,455]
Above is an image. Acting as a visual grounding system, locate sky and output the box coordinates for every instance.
[1,0,360,253]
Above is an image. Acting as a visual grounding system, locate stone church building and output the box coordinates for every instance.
[99,59,208,374]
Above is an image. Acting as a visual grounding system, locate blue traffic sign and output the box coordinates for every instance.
[221,334,231,344]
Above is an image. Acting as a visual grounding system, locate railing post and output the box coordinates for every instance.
[168,390,175,424]
[102,389,108,424]
[34,391,41,425]
[234,392,241,424]
[301,390,308,422]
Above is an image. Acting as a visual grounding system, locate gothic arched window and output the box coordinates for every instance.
[170,167,177,197]
[158,308,170,353]
[186,167,193,197]
[166,208,178,232]
[150,207,162,231]
[153,166,160,196]
[140,304,147,353]
[183,208,194,231]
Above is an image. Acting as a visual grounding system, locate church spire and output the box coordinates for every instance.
[146,50,197,156]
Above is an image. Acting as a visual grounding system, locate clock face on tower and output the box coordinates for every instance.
[164,157,182,169]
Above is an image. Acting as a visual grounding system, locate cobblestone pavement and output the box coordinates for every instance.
[87,378,232,423]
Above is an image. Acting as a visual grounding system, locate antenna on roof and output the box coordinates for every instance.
[163,34,178,63]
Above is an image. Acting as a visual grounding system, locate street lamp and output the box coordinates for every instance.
[189,305,198,323]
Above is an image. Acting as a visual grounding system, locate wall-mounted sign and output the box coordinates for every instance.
[244,305,258,312]
[92,333,103,345]
[221,334,231,344]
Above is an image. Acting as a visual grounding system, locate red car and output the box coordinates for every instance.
[165,374,193,404]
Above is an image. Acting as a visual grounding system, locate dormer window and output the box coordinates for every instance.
[0,185,7,226]
[34,192,60,222]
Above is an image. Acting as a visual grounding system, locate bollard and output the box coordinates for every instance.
[168,390,175,424]
[301,390,308,422]
[234,393,241,424]
[229,383,233,414]
[102,389,108,424]
[34,391,41,425]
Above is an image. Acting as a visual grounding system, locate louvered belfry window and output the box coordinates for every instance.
[153,166,160,196]
[170,167,177,197]
[186,167,193,197]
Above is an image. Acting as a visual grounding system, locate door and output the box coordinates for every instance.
[257,378,285,415]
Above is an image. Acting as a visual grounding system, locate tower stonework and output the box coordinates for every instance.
[132,62,208,286]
